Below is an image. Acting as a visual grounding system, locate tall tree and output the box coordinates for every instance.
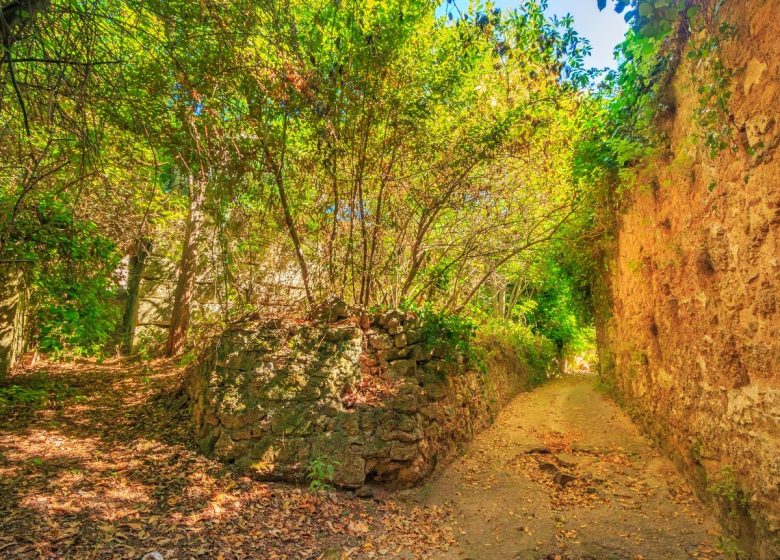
[165,175,206,357]
[120,237,152,354]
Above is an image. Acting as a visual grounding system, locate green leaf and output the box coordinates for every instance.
[638,3,655,17]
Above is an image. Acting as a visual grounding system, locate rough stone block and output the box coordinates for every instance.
[389,443,419,462]
[377,347,411,361]
[386,359,416,378]
[310,296,351,322]
[405,328,422,345]
[368,331,394,350]
[379,311,403,329]
[409,344,434,362]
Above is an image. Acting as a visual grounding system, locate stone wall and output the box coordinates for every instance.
[187,305,536,490]
[596,2,779,556]
[133,253,221,354]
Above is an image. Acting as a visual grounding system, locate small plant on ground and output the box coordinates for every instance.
[177,350,198,367]
[306,457,338,492]
[0,380,86,416]
[133,328,167,361]
[0,385,50,414]
[715,534,746,559]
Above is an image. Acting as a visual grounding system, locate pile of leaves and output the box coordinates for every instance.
[508,450,608,510]
[507,427,674,513]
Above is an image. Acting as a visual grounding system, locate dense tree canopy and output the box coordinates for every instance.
[1,0,600,358]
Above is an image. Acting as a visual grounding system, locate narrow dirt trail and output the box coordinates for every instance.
[416,375,726,560]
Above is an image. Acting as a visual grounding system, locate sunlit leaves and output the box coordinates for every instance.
[2,0,597,354]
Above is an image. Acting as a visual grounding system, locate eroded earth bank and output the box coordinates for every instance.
[595,1,780,557]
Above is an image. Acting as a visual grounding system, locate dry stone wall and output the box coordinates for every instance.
[596,2,780,556]
[187,304,534,490]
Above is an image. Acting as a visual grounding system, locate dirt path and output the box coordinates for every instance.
[1,362,729,559]
[415,375,726,560]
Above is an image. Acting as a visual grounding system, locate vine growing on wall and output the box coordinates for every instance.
[590,0,737,173]
[567,0,737,321]
[687,14,737,157]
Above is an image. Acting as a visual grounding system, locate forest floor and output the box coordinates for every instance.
[0,361,727,559]
[0,359,455,559]
[414,375,728,560]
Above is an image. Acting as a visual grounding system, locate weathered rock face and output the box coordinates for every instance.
[596,2,780,557]
[187,307,534,489]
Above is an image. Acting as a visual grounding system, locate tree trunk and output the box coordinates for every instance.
[0,264,27,380]
[275,166,314,307]
[263,117,314,307]
[120,238,152,355]
[494,283,506,318]
[165,176,206,358]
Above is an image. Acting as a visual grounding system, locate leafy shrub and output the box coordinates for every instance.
[417,306,477,360]
[524,263,590,353]
[306,457,337,492]
[1,195,121,356]
[400,302,484,373]
[477,319,557,386]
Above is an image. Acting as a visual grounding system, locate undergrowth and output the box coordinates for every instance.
[477,320,557,387]
[0,379,87,417]
[307,457,337,492]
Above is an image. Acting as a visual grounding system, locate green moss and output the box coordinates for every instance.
[690,437,704,465]
[626,259,644,274]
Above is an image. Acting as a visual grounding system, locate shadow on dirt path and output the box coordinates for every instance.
[414,375,727,560]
